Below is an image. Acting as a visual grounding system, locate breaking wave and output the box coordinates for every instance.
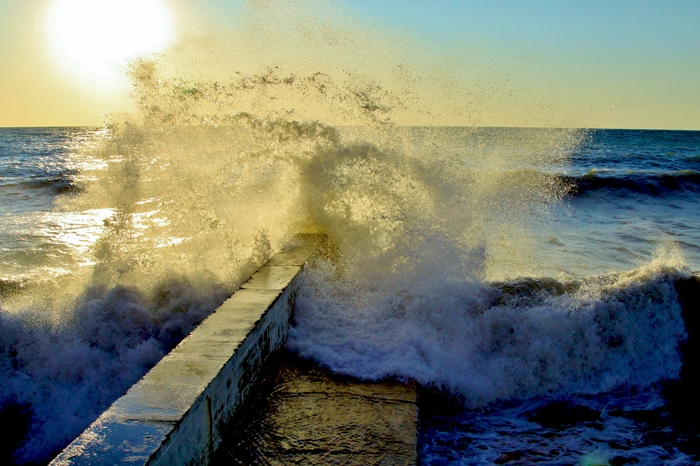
[569,170,700,197]
[289,258,690,407]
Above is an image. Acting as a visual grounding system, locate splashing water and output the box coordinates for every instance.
[0,1,694,464]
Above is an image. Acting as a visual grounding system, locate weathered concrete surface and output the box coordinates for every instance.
[213,352,418,466]
[50,235,322,466]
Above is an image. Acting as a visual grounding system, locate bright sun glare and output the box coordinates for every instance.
[48,0,172,81]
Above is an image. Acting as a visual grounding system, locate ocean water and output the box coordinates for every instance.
[1,122,699,464]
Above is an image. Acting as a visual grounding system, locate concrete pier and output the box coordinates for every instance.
[50,233,418,466]
[50,235,321,466]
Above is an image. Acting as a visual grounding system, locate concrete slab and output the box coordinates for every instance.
[212,353,418,466]
[110,354,228,422]
[50,418,173,466]
[241,265,305,290]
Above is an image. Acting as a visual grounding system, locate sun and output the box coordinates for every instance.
[48,0,173,81]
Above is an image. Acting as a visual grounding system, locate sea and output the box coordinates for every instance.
[1,123,699,465]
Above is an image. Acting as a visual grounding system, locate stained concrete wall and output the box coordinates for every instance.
[50,236,321,466]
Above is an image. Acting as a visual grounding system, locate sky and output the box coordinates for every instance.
[0,0,698,129]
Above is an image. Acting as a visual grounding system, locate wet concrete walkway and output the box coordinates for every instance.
[212,352,418,466]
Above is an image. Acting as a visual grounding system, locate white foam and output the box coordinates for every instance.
[289,260,687,406]
[0,281,229,463]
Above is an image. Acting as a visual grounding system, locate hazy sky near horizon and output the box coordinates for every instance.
[1,0,698,129]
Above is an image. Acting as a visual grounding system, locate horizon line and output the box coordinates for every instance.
[1,124,699,132]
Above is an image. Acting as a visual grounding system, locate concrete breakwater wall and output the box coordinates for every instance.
[50,235,322,466]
